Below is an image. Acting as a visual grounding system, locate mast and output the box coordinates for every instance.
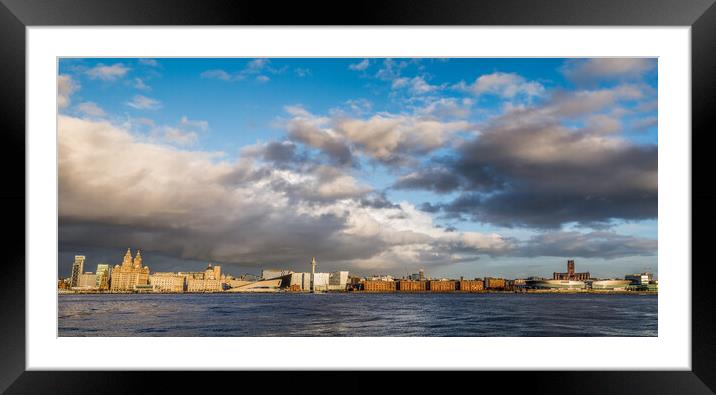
[310,257,317,293]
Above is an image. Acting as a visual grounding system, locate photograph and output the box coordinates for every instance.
[57,57,659,337]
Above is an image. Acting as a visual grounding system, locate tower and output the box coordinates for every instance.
[310,257,317,292]
[70,255,85,287]
[122,248,133,267]
[567,260,575,278]
[133,249,142,268]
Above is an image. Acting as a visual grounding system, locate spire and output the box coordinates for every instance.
[122,248,133,266]
[133,249,142,267]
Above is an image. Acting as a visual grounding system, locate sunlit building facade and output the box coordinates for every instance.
[110,249,150,292]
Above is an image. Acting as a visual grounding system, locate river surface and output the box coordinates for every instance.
[58,293,657,337]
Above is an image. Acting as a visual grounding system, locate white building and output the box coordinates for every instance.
[329,271,349,291]
[312,273,330,291]
[262,269,293,280]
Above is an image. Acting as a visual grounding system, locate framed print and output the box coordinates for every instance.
[2,0,715,392]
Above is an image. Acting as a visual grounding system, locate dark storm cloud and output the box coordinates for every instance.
[403,84,657,229]
[519,231,657,259]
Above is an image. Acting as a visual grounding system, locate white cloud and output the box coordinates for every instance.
[200,69,234,81]
[76,102,106,117]
[256,75,270,83]
[455,72,544,99]
[86,63,129,81]
[179,116,209,132]
[57,74,78,109]
[391,76,441,95]
[138,59,159,67]
[133,78,150,90]
[348,59,370,71]
[126,95,162,110]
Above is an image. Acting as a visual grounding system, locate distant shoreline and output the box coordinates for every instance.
[58,289,657,296]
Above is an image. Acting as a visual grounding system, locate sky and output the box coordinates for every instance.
[57,58,658,280]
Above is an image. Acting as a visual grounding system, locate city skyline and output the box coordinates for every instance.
[58,58,658,279]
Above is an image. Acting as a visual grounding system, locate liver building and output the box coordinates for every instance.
[110,248,150,292]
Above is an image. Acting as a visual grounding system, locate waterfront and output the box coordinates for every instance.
[58,293,657,337]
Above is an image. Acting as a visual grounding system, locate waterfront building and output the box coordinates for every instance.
[76,272,97,289]
[186,263,222,292]
[592,279,631,290]
[458,279,484,292]
[110,249,150,292]
[150,272,186,292]
[225,278,282,292]
[261,269,293,280]
[70,255,85,287]
[329,271,349,291]
[526,279,586,290]
[427,280,456,292]
[625,272,653,285]
[95,264,111,290]
[396,280,427,292]
[363,279,396,292]
[553,260,590,281]
[484,277,506,290]
[313,272,330,291]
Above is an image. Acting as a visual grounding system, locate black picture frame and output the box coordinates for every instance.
[1,0,714,392]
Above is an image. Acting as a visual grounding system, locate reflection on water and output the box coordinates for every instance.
[58,293,657,337]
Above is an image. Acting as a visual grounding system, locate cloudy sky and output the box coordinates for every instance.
[57,58,657,279]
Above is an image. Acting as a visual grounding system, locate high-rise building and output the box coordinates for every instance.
[77,272,97,288]
[70,255,85,287]
[95,264,111,290]
[110,248,150,292]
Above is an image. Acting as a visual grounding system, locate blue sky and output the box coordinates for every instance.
[57,58,658,279]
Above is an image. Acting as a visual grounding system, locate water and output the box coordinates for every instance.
[58,293,657,337]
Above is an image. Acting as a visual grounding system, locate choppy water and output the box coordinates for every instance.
[58,293,657,337]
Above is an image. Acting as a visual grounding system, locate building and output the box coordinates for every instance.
[363,280,396,292]
[312,272,330,292]
[458,279,484,292]
[408,269,426,281]
[95,264,111,290]
[110,249,150,292]
[76,272,97,289]
[626,273,653,286]
[261,269,293,280]
[427,280,456,292]
[553,260,590,281]
[396,280,427,292]
[150,272,185,292]
[592,279,631,290]
[484,277,506,290]
[329,271,349,291]
[186,264,222,292]
[70,255,85,287]
[526,279,586,290]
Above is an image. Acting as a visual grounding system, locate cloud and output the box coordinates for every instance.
[455,72,544,99]
[76,102,106,117]
[520,231,657,259]
[562,58,656,84]
[57,74,79,109]
[405,85,657,228]
[201,69,234,81]
[391,76,442,95]
[138,59,159,67]
[59,115,521,272]
[294,68,311,77]
[133,78,150,90]
[200,59,282,83]
[179,116,209,132]
[86,63,129,81]
[348,59,370,71]
[127,95,162,110]
[283,106,471,166]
